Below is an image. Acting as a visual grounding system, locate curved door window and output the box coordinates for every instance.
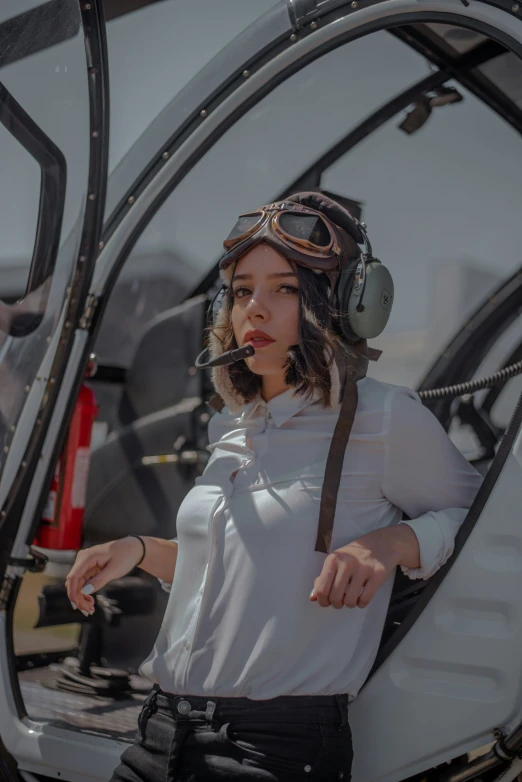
[0,0,91,482]
[96,30,431,367]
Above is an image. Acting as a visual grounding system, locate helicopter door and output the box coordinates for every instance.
[0,0,521,781]
[0,0,107,772]
[87,3,522,780]
[0,0,107,530]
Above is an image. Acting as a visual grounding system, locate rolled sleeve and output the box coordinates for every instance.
[399,508,467,579]
[382,388,483,580]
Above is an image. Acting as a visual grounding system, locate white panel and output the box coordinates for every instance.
[0,616,125,782]
[351,452,522,781]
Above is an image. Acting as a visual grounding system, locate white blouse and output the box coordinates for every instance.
[139,377,483,700]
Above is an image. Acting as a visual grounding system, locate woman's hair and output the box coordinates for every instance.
[205,261,346,410]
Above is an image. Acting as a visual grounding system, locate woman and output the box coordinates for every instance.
[65,193,482,781]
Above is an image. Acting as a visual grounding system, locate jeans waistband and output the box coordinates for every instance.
[149,685,349,727]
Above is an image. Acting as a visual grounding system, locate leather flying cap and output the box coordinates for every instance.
[218,191,362,282]
[285,191,365,245]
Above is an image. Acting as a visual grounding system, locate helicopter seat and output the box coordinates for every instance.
[115,294,207,426]
[85,292,210,544]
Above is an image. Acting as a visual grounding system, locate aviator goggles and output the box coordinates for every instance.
[219,199,362,281]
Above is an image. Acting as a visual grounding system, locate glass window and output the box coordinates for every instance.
[96,29,431,367]
[0,124,40,301]
[321,77,522,389]
[105,0,281,175]
[447,310,522,463]
[97,22,522,466]
[478,52,522,109]
[0,1,90,487]
[471,313,522,431]
[424,23,488,54]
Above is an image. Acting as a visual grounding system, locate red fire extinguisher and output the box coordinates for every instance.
[34,357,99,552]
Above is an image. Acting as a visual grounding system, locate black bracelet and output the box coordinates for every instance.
[128,534,146,567]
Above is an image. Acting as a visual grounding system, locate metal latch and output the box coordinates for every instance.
[9,547,48,573]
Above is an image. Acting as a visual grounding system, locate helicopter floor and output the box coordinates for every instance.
[15,664,499,773]
[19,666,150,741]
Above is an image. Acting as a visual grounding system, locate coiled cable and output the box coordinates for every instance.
[418,360,522,401]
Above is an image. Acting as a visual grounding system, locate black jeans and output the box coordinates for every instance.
[110,685,353,781]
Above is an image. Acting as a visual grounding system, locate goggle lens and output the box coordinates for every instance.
[225,213,262,243]
[278,213,331,248]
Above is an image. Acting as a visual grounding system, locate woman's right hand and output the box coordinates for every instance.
[65,536,144,615]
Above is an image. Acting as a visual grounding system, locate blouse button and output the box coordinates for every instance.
[304,765,312,773]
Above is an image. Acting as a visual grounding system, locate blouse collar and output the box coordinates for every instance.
[239,386,326,428]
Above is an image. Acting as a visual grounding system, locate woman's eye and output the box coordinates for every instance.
[231,284,298,299]
[231,286,249,298]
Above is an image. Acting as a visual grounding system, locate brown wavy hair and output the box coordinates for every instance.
[205,260,348,410]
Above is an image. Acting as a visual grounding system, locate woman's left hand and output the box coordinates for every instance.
[310,524,420,609]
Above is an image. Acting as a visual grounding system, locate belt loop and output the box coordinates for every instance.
[335,694,348,732]
[205,700,217,727]
[139,687,159,740]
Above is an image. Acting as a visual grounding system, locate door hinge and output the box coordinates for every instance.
[0,575,16,612]
[9,548,48,574]
[1,550,47,609]
[79,293,100,330]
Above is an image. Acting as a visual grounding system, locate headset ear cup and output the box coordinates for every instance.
[332,263,361,344]
[348,260,394,339]
[333,260,394,342]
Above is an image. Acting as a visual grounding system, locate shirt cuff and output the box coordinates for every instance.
[158,578,172,593]
[398,510,463,580]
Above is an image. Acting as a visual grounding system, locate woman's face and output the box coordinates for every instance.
[230,243,300,399]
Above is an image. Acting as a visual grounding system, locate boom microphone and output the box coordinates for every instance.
[194,343,255,369]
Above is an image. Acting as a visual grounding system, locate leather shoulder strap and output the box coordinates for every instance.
[207,339,371,553]
[314,377,358,554]
[206,393,226,413]
[314,339,371,553]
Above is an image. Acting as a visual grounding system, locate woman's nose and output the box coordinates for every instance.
[245,291,270,319]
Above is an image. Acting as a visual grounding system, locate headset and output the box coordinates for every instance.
[331,220,394,345]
